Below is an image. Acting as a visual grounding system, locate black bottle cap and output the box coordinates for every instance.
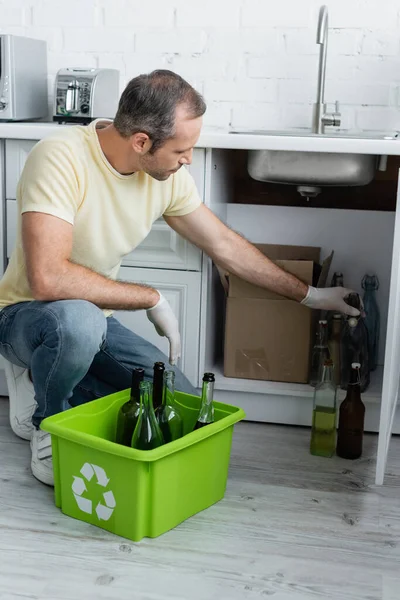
[154,361,165,369]
[203,372,215,382]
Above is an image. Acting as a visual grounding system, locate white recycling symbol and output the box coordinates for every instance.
[72,462,116,521]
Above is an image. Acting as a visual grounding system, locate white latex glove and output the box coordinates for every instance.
[146,292,181,365]
[301,286,361,316]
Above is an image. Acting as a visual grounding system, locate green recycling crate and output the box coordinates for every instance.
[41,388,245,542]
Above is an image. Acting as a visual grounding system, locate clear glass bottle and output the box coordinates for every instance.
[194,373,215,430]
[340,293,370,392]
[336,362,365,460]
[310,359,337,457]
[152,361,165,411]
[362,274,380,372]
[310,320,330,387]
[131,381,164,450]
[115,367,144,446]
[155,370,183,443]
[329,314,342,387]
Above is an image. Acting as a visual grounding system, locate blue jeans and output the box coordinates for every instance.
[0,300,197,427]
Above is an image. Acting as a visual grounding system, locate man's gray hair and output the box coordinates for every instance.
[113,70,206,153]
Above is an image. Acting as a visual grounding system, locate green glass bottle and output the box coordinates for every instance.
[155,370,183,443]
[194,373,215,430]
[152,361,165,411]
[310,359,337,457]
[115,367,144,446]
[131,381,164,450]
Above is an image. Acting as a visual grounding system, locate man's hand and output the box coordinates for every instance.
[146,293,181,365]
[301,286,361,316]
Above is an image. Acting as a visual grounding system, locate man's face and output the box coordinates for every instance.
[139,106,203,181]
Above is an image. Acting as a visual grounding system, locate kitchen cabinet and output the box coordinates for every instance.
[115,267,201,386]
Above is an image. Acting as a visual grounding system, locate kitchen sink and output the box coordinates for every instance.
[247,147,378,187]
[229,130,393,190]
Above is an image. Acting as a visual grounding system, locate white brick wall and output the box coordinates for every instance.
[2,0,400,132]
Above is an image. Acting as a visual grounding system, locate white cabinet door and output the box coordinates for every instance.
[5,139,38,198]
[376,177,400,484]
[114,267,201,386]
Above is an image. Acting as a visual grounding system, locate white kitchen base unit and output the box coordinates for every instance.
[210,365,400,433]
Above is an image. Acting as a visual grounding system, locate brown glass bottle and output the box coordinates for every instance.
[336,362,365,459]
[152,361,165,410]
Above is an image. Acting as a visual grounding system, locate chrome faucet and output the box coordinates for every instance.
[312,5,341,134]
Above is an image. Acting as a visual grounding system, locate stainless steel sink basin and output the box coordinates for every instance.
[229,130,390,188]
[247,148,378,187]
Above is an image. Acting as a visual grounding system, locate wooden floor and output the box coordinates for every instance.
[1,397,400,600]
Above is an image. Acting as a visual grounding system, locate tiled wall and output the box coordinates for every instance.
[2,0,400,131]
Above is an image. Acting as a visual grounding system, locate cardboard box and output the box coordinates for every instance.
[223,244,333,384]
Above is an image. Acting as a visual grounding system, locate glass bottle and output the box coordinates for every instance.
[336,362,365,460]
[310,359,337,457]
[115,367,145,446]
[309,320,330,387]
[326,272,344,333]
[331,272,344,288]
[341,293,370,392]
[152,361,165,411]
[329,314,342,387]
[131,381,164,450]
[155,370,183,443]
[194,373,215,430]
[362,274,380,372]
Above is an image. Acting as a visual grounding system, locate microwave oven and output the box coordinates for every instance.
[0,35,48,121]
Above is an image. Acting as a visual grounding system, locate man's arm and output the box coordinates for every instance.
[23,212,159,309]
[23,212,182,363]
[164,204,359,315]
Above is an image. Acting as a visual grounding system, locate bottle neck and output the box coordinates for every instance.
[317,323,328,347]
[153,366,165,409]
[198,380,215,424]
[163,371,175,405]
[321,364,334,385]
[139,381,152,414]
[346,369,362,402]
[130,369,144,404]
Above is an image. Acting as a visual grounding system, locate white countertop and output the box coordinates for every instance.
[1,121,400,155]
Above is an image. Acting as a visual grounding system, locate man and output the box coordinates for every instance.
[0,70,358,486]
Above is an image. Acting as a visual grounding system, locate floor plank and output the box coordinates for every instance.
[1,397,399,600]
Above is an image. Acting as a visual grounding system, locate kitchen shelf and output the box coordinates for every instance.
[211,363,384,404]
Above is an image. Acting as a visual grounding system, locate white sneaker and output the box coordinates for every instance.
[30,429,54,486]
[4,361,36,441]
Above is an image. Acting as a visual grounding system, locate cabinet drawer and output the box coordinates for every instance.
[121,218,201,270]
[5,139,38,198]
[115,267,201,385]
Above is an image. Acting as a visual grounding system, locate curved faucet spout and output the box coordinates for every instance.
[312,4,341,134]
[317,5,328,44]
[316,5,328,113]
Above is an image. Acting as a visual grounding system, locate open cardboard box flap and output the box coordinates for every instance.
[224,244,333,301]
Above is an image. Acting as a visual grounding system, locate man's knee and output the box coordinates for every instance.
[44,300,107,352]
